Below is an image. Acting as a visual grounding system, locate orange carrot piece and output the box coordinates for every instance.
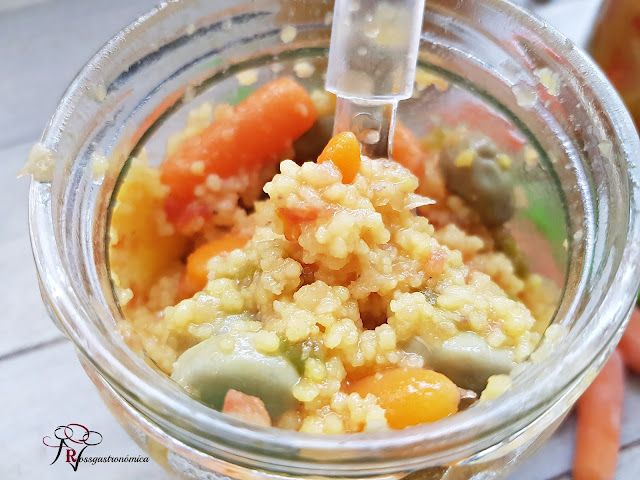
[619,307,640,373]
[393,123,447,201]
[574,350,625,480]
[186,234,249,290]
[276,206,320,242]
[161,78,317,226]
[318,131,361,183]
[393,123,427,177]
[349,367,459,429]
[222,389,271,427]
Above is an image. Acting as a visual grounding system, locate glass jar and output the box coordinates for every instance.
[28,0,640,478]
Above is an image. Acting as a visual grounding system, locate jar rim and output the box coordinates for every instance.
[28,0,640,475]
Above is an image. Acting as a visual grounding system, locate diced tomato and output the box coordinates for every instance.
[222,389,271,427]
[276,207,320,241]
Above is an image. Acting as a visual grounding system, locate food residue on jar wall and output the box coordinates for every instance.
[182,85,196,104]
[513,85,538,109]
[91,151,110,179]
[598,140,613,160]
[19,143,56,182]
[280,25,297,43]
[293,61,315,79]
[87,81,107,102]
[323,11,333,25]
[523,145,540,168]
[236,69,259,86]
[535,67,561,97]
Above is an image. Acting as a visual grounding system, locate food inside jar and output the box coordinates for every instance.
[108,77,559,433]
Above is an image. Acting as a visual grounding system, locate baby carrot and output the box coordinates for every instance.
[186,233,249,290]
[618,307,640,373]
[318,131,361,183]
[161,78,317,226]
[573,349,624,480]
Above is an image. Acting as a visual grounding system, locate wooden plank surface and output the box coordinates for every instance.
[3,0,638,479]
[0,340,168,478]
[0,0,160,149]
[0,141,62,359]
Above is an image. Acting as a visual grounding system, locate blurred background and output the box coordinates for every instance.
[1,0,638,479]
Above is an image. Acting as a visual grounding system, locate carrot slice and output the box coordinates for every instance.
[186,234,249,290]
[349,367,460,429]
[318,131,361,183]
[619,307,640,373]
[161,78,317,226]
[222,389,271,427]
[573,350,625,480]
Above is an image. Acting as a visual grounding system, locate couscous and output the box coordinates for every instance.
[109,77,558,433]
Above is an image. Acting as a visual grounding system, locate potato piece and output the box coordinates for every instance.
[109,154,189,297]
[439,136,515,226]
[171,332,300,418]
[403,332,516,392]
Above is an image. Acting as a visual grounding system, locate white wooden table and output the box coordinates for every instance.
[2,0,638,479]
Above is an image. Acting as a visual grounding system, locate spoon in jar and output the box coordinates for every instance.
[326,0,425,159]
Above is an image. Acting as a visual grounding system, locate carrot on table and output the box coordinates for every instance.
[573,349,625,480]
[348,367,460,429]
[185,233,249,291]
[161,78,317,227]
[318,131,361,183]
[619,307,640,373]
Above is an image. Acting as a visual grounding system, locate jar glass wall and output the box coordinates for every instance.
[29,0,640,478]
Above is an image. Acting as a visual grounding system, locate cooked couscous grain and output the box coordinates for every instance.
[109,80,559,432]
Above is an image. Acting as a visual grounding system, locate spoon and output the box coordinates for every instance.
[326,0,425,158]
